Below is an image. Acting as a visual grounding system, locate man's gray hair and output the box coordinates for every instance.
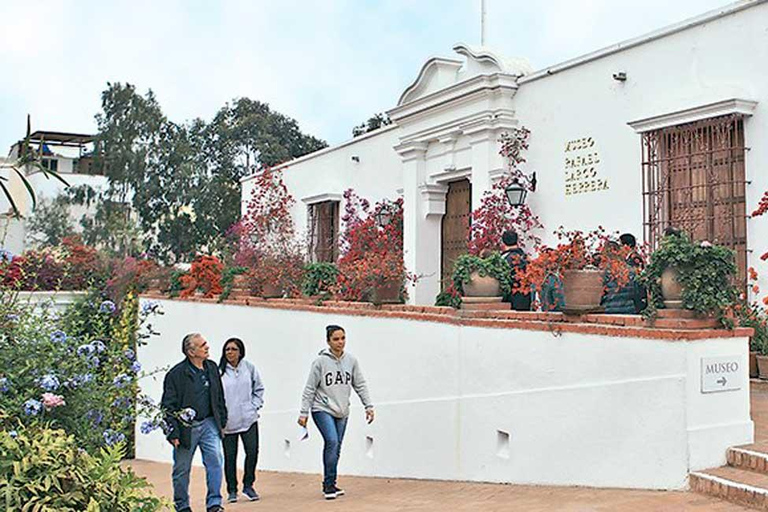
[182,333,202,356]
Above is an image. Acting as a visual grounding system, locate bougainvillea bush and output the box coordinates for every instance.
[468,127,543,255]
[0,237,110,291]
[180,255,224,298]
[0,288,163,454]
[229,168,306,297]
[333,191,412,301]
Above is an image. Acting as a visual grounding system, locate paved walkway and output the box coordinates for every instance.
[129,382,768,511]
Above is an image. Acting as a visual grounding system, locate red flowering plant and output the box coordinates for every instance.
[515,227,637,308]
[179,255,224,298]
[230,168,305,297]
[468,127,543,255]
[332,191,413,302]
[59,236,109,290]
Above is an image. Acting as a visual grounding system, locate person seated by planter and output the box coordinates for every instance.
[538,248,565,312]
[619,232,647,313]
[600,240,643,314]
[501,230,531,311]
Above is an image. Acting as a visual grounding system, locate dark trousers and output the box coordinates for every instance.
[222,421,259,493]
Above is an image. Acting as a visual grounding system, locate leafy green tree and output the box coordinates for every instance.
[352,112,392,137]
[92,85,327,262]
[25,195,75,247]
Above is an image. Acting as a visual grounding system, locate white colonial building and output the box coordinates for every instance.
[242,0,768,306]
[0,130,108,254]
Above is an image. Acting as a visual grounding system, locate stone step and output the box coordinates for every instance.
[728,444,768,475]
[690,466,768,510]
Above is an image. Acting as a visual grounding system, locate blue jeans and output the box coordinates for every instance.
[312,411,348,488]
[172,416,223,511]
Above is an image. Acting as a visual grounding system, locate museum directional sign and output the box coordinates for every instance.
[701,355,742,394]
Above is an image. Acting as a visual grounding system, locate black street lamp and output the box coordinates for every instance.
[375,201,396,227]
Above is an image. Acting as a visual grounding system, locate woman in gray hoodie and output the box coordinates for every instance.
[298,325,374,500]
[219,337,265,503]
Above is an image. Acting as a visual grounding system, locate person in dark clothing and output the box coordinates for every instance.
[601,237,646,314]
[162,333,228,512]
[501,230,532,311]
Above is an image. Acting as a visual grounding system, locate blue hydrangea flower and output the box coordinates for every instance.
[91,340,106,353]
[50,330,67,343]
[77,344,95,357]
[5,313,19,322]
[124,348,136,361]
[140,421,157,435]
[131,361,142,374]
[122,415,134,424]
[112,396,132,408]
[102,429,126,446]
[86,409,103,426]
[179,408,196,423]
[8,430,18,439]
[99,300,116,314]
[0,377,8,393]
[141,300,160,316]
[75,373,94,385]
[112,374,132,388]
[38,374,60,392]
[88,357,100,368]
[23,399,42,416]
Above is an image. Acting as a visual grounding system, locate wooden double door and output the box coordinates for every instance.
[440,179,472,288]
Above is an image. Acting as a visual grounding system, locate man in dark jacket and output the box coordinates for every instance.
[162,333,228,512]
[501,230,532,311]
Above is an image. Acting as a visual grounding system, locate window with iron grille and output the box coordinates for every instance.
[641,114,747,283]
[307,200,339,263]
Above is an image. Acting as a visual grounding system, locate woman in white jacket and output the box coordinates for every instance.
[219,337,264,503]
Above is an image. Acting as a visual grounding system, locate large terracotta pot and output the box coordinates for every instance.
[751,351,759,379]
[463,271,501,297]
[660,267,683,309]
[757,355,768,380]
[369,280,402,304]
[562,269,603,310]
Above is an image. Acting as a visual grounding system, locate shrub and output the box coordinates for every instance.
[180,255,224,298]
[218,266,248,301]
[0,416,168,511]
[302,263,339,297]
[0,290,162,454]
[451,253,512,296]
[640,231,737,320]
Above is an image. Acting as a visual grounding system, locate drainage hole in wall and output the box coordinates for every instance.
[496,430,510,460]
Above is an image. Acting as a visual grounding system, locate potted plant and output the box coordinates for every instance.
[302,262,339,299]
[640,231,737,322]
[451,253,511,298]
[518,228,634,312]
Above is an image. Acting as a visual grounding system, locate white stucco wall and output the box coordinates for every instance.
[514,0,768,248]
[135,298,753,490]
[241,125,403,246]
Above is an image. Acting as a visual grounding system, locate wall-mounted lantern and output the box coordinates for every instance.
[504,172,537,207]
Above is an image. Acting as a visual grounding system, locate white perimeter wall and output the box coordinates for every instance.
[136,298,753,490]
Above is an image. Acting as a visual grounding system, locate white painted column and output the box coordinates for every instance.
[396,141,431,304]
[467,128,495,209]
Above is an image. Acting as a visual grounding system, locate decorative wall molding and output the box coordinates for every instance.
[628,98,758,133]
[301,192,342,205]
[419,182,450,217]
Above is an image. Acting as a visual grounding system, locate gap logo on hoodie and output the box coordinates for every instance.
[325,371,352,386]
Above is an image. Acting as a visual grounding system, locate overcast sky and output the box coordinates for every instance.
[0,0,735,153]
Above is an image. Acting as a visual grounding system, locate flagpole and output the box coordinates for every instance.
[480,0,487,46]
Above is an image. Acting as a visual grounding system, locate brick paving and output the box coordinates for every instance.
[128,382,768,511]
